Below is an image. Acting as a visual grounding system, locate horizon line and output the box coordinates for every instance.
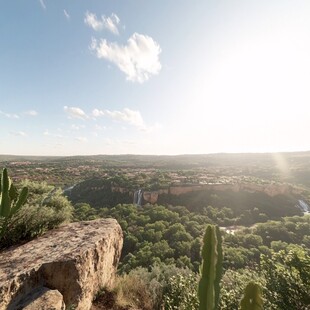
[1,150,310,158]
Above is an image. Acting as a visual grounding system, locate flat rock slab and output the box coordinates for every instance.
[0,219,123,310]
[11,286,65,310]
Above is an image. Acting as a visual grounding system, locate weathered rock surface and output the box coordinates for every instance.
[11,287,65,310]
[0,219,123,310]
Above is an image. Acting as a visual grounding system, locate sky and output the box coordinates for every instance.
[1,0,310,156]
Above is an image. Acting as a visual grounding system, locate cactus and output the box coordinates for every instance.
[240,282,264,310]
[198,225,223,310]
[0,168,28,235]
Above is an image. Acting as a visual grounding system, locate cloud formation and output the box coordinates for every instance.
[63,105,159,134]
[0,110,19,119]
[64,106,88,120]
[92,108,105,117]
[84,12,120,35]
[90,33,162,83]
[24,110,38,116]
[105,108,145,128]
[43,130,63,138]
[64,9,70,20]
[10,131,27,137]
[39,0,46,10]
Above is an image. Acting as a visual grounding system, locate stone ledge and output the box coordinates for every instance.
[0,219,123,310]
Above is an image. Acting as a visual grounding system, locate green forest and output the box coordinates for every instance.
[1,164,310,309]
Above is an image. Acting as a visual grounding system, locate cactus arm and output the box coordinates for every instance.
[0,168,11,217]
[240,282,264,310]
[201,225,216,310]
[10,187,28,216]
[0,168,28,218]
[198,226,210,309]
[9,183,18,201]
[198,225,222,310]
[214,226,223,308]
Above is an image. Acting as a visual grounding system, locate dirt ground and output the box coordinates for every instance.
[91,290,131,310]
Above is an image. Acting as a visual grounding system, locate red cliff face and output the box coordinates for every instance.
[143,191,159,204]
[109,183,296,204]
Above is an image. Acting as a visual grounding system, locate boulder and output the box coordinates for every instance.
[0,219,123,310]
[10,287,65,310]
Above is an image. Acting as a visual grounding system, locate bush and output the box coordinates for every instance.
[112,271,154,310]
[138,264,196,309]
[220,269,267,310]
[101,265,197,310]
[261,247,310,310]
[162,273,199,310]
[0,181,73,249]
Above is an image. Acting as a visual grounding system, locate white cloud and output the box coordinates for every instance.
[64,106,88,120]
[43,130,63,138]
[0,110,19,119]
[84,12,120,35]
[75,137,88,143]
[64,9,70,20]
[10,131,27,137]
[105,13,120,35]
[91,33,162,83]
[39,0,46,10]
[92,108,105,117]
[105,108,145,128]
[24,110,38,116]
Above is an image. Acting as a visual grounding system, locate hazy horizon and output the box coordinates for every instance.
[1,149,310,158]
[2,1,310,156]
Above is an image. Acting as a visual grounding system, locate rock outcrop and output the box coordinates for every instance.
[0,219,123,310]
[14,287,65,310]
[111,182,298,205]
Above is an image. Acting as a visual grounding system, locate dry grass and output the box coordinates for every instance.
[92,274,154,310]
[113,274,154,310]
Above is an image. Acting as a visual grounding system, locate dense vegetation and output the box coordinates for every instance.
[1,154,310,309]
[74,201,310,309]
[0,176,73,249]
[3,152,310,190]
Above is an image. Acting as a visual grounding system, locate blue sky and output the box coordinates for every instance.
[1,0,310,155]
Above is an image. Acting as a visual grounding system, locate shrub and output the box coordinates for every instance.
[100,264,197,310]
[112,272,154,310]
[162,273,199,310]
[261,247,310,310]
[220,269,267,310]
[0,180,73,249]
[136,264,197,309]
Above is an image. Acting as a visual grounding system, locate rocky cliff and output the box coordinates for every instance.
[0,219,123,310]
[111,182,299,205]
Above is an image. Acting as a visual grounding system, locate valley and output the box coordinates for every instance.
[1,152,310,309]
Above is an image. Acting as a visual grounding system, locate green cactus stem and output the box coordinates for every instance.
[198,225,223,310]
[0,168,28,224]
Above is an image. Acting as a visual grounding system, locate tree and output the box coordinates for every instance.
[261,247,310,310]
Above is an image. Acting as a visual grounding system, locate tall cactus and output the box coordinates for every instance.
[0,168,28,233]
[240,282,264,310]
[198,225,223,310]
